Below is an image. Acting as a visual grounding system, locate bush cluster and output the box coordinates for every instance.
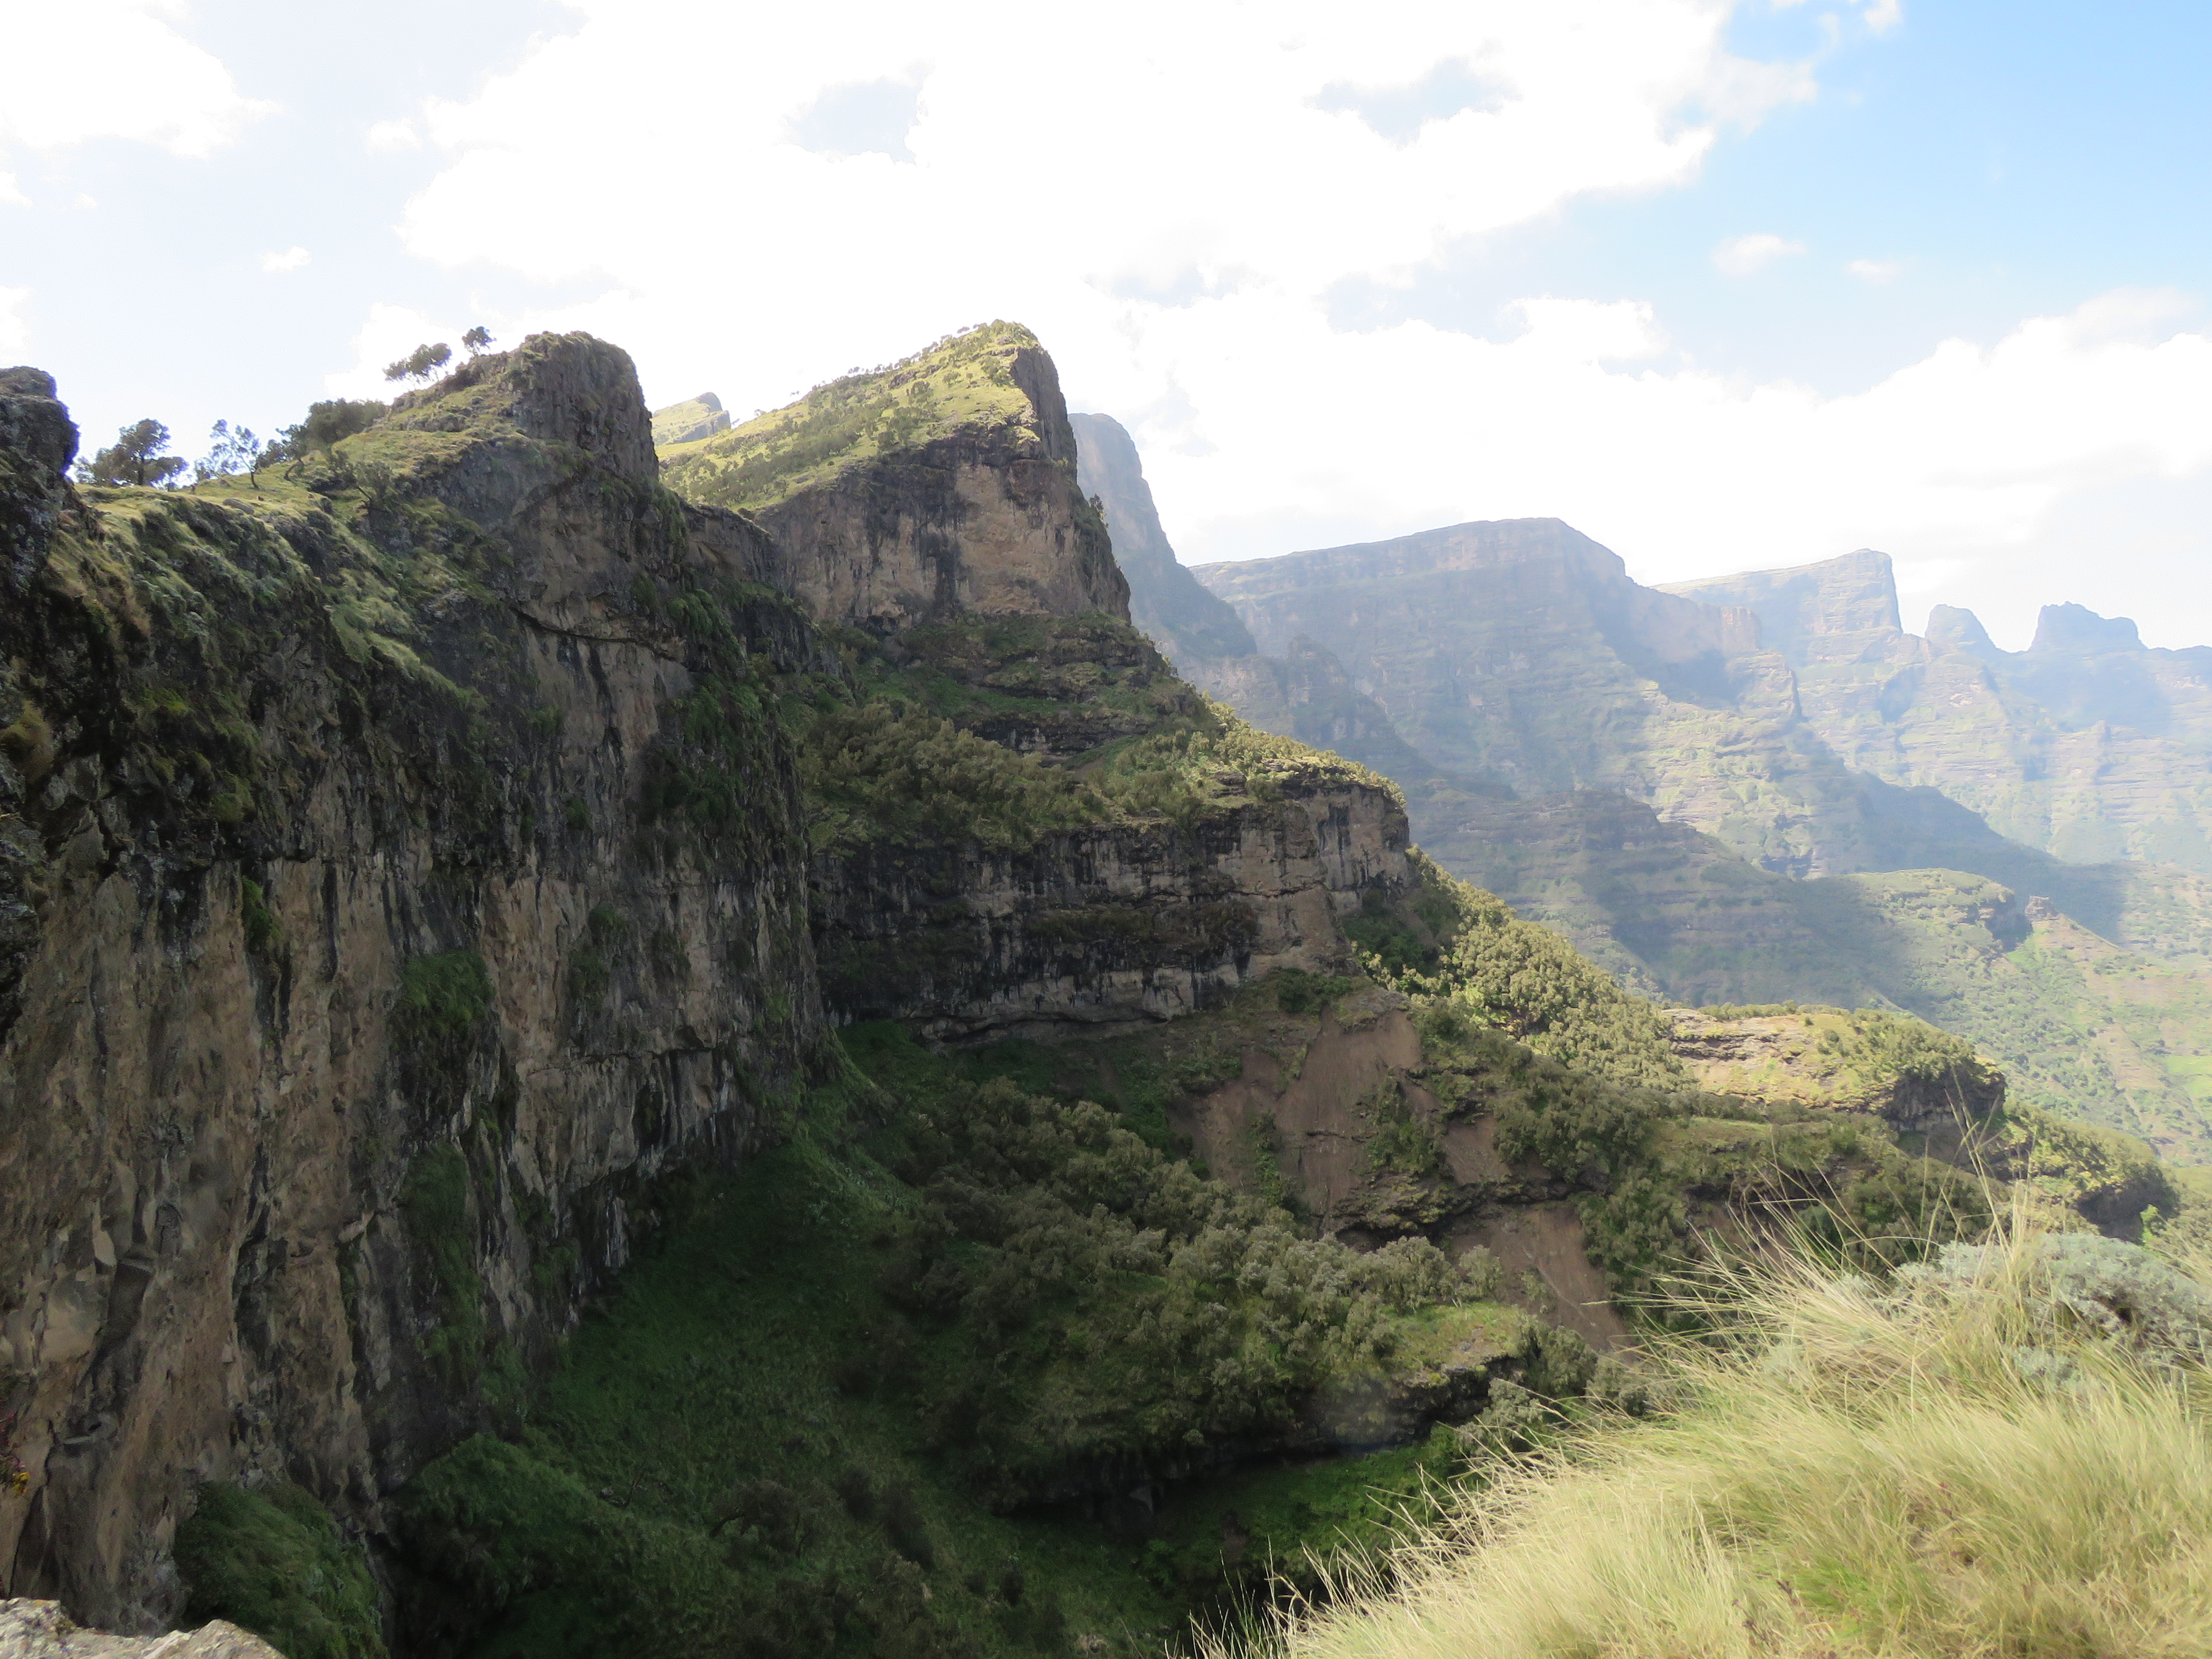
[875,1074,1487,1503]
[1354,853,1686,1090]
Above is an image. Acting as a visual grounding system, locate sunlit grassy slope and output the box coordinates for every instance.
[1234,1223,2212,1659]
[658,320,1046,514]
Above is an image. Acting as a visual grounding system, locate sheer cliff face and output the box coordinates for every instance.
[1188,519,1912,879]
[1667,554,2212,874]
[0,339,828,1628]
[1067,414,1254,664]
[660,323,1129,633]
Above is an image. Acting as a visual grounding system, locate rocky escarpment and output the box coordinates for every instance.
[0,341,831,1629]
[814,755,1408,1042]
[1101,475,2212,1154]
[661,323,1128,633]
[1188,518,1915,878]
[1667,552,2212,875]
[0,321,1423,1637]
[658,334,1412,1046]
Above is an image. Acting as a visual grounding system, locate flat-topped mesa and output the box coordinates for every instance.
[1660,548,1904,666]
[659,322,1129,633]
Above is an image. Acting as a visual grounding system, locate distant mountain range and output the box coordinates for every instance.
[1072,412,2212,1162]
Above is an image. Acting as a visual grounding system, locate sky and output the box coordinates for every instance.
[3,0,2211,649]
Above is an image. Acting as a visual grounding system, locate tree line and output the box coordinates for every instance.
[72,327,495,490]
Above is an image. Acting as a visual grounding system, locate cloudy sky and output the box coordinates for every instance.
[5,0,2211,648]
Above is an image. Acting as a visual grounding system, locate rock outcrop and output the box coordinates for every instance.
[658,336,1411,1046]
[1665,1005,2005,1135]
[662,324,1129,633]
[814,760,1408,1042]
[0,1599,281,1656]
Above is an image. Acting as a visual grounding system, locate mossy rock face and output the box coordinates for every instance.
[175,1483,387,1659]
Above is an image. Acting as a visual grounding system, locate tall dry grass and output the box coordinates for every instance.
[1226,1218,2212,1659]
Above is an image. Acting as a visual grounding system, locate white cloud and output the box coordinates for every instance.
[1712,231,1807,276]
[261,245,312,274]
[1125,292,2212,614]
[334,0,2212,642]
[0,288,28,355]
[0,173,26,207]
[0,2,272,156]
[388,0,1813,405]
[1857,0,1903,34]
[1846,257,1902,283]
[1776,0,1901,34]
[367,119,421,153]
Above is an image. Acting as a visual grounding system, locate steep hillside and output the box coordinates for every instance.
[3,325,2195,1659]
[0,328,1641,1656]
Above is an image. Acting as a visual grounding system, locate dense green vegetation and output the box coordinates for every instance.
[394,1026,1563,1659]
[799,688,1396,858]
[175,1482,386,1659]
[1347,852,1684,1090]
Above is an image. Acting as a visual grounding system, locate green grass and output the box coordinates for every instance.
[660,321,1046,513]
[1228,1224,2212,1659]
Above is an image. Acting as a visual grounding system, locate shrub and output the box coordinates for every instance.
[1364,854,1685,1090]
[175,1483,385,1659]
[395,949,493,1040]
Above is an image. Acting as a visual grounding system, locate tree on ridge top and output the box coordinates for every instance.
[75,419,185,488]
[384,342,452,384]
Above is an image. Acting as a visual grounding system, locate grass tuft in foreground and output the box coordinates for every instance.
[1228,1217,2212,1659]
